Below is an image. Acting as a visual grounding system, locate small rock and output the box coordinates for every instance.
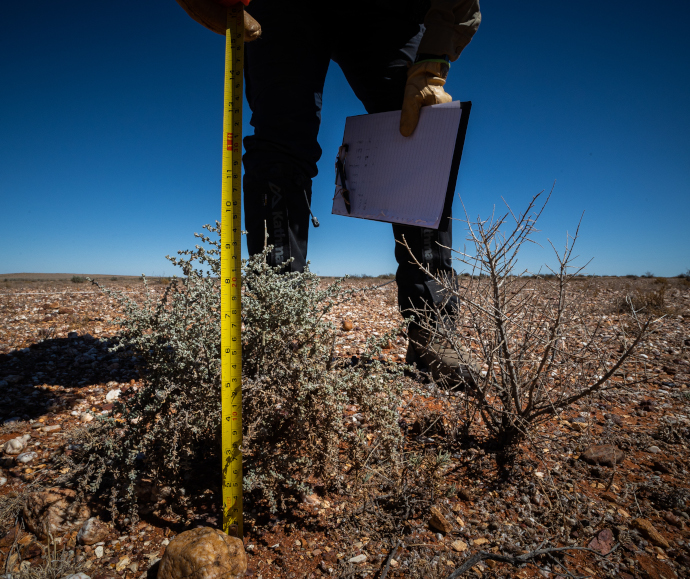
[451,540,468,552]
[59,308,74,314]
[41,425,61,433]
[157,527,246,579]
[4,436,29,455]
[579,445,624,467]
[303,494,321,506]
[588,528,615,555]
[457,488,473,501]
[23,487,91,540]
[94,546,104,558]
[647,446,661,454]
[16,452,38,464]
[390,559,399,567]
[80,412,94,423]
[601,492,620,505]
[429,506,453,534]
[342,319,354,332]
[77,517,110,545]
[348,554,367,564]
[0,477,7,487]
[105,389,121,402]
[64,574,91,579]
[663,512,684,528]
[631,518,670,549]
[115,556,131,572]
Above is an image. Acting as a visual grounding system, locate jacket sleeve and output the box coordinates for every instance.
[417,0,481,62]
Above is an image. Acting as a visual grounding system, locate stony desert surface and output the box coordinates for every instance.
[1,274,690,579]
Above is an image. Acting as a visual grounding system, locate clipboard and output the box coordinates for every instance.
[332,101,471,231]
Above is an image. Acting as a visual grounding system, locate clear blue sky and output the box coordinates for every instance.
[1,1,688,277]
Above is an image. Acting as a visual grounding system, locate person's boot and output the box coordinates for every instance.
[406,323,479,388]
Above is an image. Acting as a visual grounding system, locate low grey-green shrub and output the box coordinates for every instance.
[76,224,404,523]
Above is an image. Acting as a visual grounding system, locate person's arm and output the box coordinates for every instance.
[418,0,481,62]
[174,0,261,41]
[399,0,480,136]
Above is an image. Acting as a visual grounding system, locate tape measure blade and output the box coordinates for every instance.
[220,5,244,538]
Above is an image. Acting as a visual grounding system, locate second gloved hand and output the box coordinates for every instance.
[399,61,452,137]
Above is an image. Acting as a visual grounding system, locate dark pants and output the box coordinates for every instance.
[243,0,455,321]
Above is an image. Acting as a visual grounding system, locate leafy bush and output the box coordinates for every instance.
[70,276,85,283]
[76,224,404,523]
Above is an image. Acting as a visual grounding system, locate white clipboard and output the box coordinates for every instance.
[332,101,471,230]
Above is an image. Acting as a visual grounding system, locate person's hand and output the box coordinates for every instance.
[399,61,452,137]
[174,0,261,41]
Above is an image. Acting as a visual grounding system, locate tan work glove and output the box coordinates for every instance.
[399,61,452,137]
[174,0,261,41]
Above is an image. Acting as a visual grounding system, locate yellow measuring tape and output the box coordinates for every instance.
[220,5,244,537]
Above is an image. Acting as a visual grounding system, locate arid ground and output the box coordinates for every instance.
[1,274,689,579]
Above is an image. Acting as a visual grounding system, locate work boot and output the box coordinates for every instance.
[406,324,478,388]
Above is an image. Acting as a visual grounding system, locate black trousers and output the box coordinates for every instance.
[243,0,455,321]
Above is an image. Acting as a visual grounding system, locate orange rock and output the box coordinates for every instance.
[429,506,453,534]
[342,319,353,332]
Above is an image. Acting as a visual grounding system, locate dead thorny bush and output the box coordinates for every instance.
[71,223,405,524]
[402,191,655,448]
[616,284,667,315]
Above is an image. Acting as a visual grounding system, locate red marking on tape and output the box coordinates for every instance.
[227,133,233,150]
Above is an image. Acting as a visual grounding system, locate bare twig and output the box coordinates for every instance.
[379,539,402,579]
[444,542,620,579]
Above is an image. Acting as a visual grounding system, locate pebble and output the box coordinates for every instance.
[0,477,7,487]
[429,506,454,534]
[451,540,468,552]
[41,425,61,433]
[64,574,91,579]
[16,451,38,464]
[3,436,29,455]
[348,554,367,564]
[105,389,121,402]
[648,446,661,454]
[579,445,624,467]
[303,494,321,506]
[80,412,94,423]
[94,546,104,558]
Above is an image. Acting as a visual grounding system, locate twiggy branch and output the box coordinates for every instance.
[444,542,620,579]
